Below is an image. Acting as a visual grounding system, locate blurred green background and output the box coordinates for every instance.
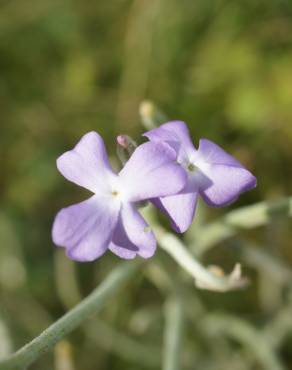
[0,0,292,369]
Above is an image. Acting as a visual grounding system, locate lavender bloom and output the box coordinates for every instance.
[144,121,257,233]
[52,131,186,261]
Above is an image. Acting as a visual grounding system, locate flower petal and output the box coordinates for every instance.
[153,190,198,233]
[193,140,257,206]
[192,139,243,167]
[143,121,195,156]
[109,241,138,259]
[109,203,156,259]
[57,131,116,194]
[52,195,120,262]
[119,141,187,202]
[198,164,257,206]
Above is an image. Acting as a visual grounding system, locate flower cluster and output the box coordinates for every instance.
[52,121,256,261]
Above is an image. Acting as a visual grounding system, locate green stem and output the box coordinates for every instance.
[156,226,247,292]
[0,260,142,370]
[195,196,292,256]
[162,296,184,370]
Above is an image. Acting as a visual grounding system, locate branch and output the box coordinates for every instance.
[0,260,142,370]
[155,226,248,292]
[162,296,184,370]
[195,196,292,256]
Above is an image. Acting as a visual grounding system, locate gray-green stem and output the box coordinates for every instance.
[0,260,142,370]
[162,296,184,370]
[195,196,292,256]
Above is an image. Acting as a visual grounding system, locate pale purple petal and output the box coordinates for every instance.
[153,190,198,233]
[109,203,156,259]
[143,121,195,156]
[52,195,120,262]
[108,209,139,260]
[56,131,116,194]
[192,139,243,167]
[194,139,257,206]
[119,141,187,202]
[198,164,256,206]
[109,241,138,259]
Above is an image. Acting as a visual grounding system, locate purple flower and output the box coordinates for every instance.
[52,131,186,261]
[144,121,257,233]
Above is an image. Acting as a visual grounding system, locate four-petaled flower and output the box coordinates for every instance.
[52,132,186,261]
[144,121,257,233]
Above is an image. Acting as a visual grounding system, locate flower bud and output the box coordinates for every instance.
[116,134,137,165]
[139,100,168,129]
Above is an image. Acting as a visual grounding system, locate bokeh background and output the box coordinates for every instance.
[0,0,292,369]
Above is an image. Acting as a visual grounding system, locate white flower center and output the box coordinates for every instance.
[187,163,197,172]
[111,190,119,197]
[108,181,127,203]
